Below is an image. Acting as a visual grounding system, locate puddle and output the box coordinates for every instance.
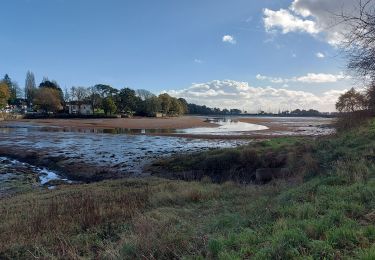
[38,168,72,185]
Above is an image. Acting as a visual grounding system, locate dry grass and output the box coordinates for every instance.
[0,181,149,259]
[0,177,282,259]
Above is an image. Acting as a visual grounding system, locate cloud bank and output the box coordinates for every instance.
[166,80,346,112]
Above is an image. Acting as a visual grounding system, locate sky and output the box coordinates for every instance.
[0,0,362,112]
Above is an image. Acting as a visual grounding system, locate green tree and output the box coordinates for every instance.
[169,98,184,115]
[2,74,20,104]
[158,93,172,114]
[178,98,189,114]
[117,88,141,114]
[0,82,10,109]
[102,97,117,115]
[140,96,161,116]
[33,88,63,113]
[39,79,64,104]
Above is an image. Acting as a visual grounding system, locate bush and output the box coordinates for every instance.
[335,111,372,131]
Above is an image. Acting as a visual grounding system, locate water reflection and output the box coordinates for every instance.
[36,127,176,135]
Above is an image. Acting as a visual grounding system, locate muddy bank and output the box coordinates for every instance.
[0,146,124,183]
[10,116,217,130]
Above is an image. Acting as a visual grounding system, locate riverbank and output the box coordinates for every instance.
[1,118,374,259]
[10,116,218,130]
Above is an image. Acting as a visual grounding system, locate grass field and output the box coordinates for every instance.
[1,119,375,259]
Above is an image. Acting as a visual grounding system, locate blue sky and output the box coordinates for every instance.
[0,0,355,111]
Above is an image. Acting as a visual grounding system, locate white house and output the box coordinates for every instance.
[67,102,93,115]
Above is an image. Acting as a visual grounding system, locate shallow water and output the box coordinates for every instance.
[0,125,250,176]
[0,157,68,187]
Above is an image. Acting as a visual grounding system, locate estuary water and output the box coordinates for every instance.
[0,117,334,184]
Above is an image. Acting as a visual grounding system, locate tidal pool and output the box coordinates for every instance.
[179,118,268,135]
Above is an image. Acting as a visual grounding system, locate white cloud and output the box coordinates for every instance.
[296,73,346,83]
[316,52,325,58]
[256,72,348,84]
[222,35,236,44]
[165,80,348,112]
[194,59,203,64]
[263,8,320,34]
[263,0,364,46]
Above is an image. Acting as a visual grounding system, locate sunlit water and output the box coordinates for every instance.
[179,118,268,135]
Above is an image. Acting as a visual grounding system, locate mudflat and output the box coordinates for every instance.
[14,116,218,130]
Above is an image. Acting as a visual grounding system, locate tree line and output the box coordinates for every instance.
[1,72,251,117]
[0,72,191,116]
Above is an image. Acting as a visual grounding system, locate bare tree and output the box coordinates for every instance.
[336,0,375,112]
[70,86,88,102]
[70,86,88,114]
[136,89,155,100]
[87,86,102,113]
[25,71,36,106]
[338,0,375,80]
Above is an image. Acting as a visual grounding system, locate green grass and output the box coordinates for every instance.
[1,119,375,259]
